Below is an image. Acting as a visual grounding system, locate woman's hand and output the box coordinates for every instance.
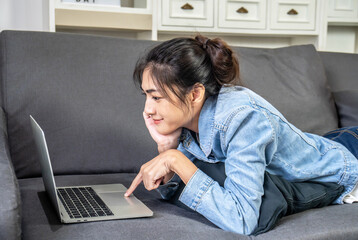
[143,112,182,153]
[124,149,198,197]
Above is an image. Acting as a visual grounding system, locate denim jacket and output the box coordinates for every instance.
[157,86,358,235]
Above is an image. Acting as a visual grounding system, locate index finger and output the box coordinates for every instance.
[124,173,142,197]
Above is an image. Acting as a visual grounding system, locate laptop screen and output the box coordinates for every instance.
[30,115,60,216]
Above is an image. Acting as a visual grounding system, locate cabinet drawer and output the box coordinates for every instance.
[270,0,316,30]
[161,0,214,27]
[218,0,266,29]
[328,0,358,18]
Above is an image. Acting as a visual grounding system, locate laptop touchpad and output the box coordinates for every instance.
[99,192,131,206]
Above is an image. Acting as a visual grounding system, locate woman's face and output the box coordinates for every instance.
[141,68,191,135]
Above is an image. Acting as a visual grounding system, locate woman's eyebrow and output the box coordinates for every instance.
[140,87,158,94]
[146,89,157,93]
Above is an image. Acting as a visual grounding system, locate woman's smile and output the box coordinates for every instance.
[153,118,162,124]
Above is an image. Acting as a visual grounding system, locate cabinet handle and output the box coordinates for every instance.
[181,3,194,10]
[287,9,298,15]
[237,7,248,14]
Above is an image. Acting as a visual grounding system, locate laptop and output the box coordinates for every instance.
[30,115,153,223]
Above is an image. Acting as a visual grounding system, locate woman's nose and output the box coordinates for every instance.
[144,99,155,116]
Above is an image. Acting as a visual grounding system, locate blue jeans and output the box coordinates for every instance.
[323,126,358,159]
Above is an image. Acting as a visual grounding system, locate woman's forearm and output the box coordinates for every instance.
[169,150,198,184]
[158,143,181,184]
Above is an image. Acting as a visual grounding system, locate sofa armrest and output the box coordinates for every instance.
[0,108,21,240]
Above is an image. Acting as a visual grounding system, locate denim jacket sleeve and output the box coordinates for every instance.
[179,107,277,235]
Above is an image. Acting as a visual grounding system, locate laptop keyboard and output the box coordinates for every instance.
[57,187,114,219]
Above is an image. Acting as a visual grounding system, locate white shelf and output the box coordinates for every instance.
[328,19,358,26]
[50,0,153,39]
[55,9,152,30]
[54,1,151,14]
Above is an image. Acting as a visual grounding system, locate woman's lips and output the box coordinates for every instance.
[153,119,162,124]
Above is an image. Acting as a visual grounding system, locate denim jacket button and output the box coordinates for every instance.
[186,139,192,147]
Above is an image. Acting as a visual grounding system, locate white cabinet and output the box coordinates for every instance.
[326,0,358,53]
[158,0,320,35]
[270,0,316,30]
[328,0,358,19]
[218,0,267,29]
[157,0,322,48]
[161,0,214,27]
[327,0,358,25]
[47,0,340,51]
[40,0,358,53]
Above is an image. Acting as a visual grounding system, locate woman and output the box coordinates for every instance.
[124,35,358,235]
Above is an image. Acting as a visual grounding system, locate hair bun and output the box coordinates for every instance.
[195,35,210,50]
[195,34,240,88]
[203,38,210,49]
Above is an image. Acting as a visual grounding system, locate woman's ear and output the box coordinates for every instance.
[190,83,206,105]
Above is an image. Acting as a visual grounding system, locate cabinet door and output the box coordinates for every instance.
[161,0,214,27]
[328,0,358,18]
[270,0,316,30]
[218,0,267,29]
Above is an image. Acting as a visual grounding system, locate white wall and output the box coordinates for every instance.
[0,0,49,32]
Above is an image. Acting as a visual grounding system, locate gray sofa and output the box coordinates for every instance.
[1,30,358,240]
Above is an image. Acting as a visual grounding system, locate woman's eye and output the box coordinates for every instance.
[152,96,161,101]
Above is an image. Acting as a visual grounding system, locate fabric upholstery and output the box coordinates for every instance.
[0,31,159,179]
[0,108,21,240]
[19,173,244,240]
[0,31,21,233]
[2,31,358,240]
[235,45,338,135]
[332,90,358,127]
[319,51,358,127]
[319,51,358,92]
[19,173,358,240]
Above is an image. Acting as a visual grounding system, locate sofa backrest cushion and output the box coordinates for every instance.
[319,51,358,127]
[0,31,339,179]
[330,90,358,127]
[235,45,338,135]
[0,31,159,178]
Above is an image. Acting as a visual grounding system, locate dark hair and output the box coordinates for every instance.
[133,35,241,106]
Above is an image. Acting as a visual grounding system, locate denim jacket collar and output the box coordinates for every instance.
[198,95,217,157]
[180,94,217,158]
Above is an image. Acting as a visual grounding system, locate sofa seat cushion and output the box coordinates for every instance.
[19,173,242,240]
[19,173,358,240]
